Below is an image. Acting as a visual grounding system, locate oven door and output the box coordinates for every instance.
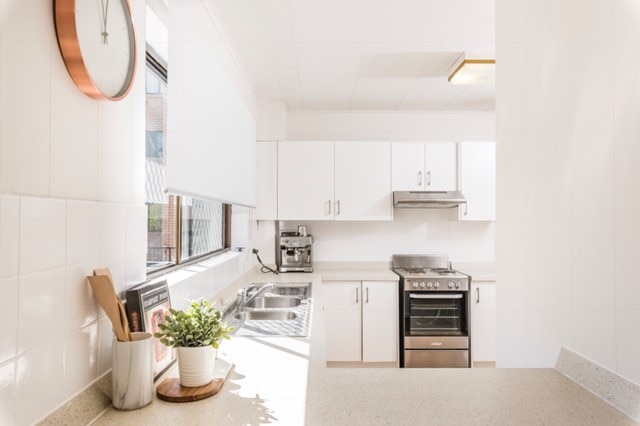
[404,292,467,337]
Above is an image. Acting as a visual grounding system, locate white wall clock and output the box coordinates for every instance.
[54,0,138,101]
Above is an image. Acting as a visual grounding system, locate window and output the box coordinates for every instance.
[145,55,229,274]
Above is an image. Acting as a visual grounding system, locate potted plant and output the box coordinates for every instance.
[154,298,233,387]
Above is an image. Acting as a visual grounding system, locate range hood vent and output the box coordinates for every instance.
[393,191,467,209]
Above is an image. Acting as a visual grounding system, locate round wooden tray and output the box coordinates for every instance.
[156,378,224,403]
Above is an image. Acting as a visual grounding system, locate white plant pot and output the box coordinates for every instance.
[176,346,216,387]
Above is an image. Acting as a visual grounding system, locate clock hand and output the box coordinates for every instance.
[101,0,110,45]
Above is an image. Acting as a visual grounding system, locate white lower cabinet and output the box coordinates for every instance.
[323,280,398,363]
[471,282,496,363]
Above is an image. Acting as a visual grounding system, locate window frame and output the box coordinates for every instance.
[145,52,231,278]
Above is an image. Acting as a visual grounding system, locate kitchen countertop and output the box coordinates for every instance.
[91,266,636,426]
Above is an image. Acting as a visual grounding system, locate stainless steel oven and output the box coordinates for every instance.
[392,254,471,368]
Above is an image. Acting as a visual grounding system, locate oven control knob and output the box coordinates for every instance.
[426,282,433,288]
[455,282,460,289]
[419,282,426,288]
[448,282,454,289]
[412,282,418,288]
[434,282,440,289]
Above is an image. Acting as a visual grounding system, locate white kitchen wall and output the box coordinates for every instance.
[253,110,496,264]
[0,0,147,423]
[0,1,257,424]
[495,0,640,386]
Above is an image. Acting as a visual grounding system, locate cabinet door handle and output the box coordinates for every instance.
[328,200,332,215]
[476,287,480,304]
[426,171,431,186]
[355,287,359,304]
[464,204,468,216]
[418,171,422,186]
[336,200,341,215]
[365,287,369,303]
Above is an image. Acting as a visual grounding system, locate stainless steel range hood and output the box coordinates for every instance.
[393,191,467,209]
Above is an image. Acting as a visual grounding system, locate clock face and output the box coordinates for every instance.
[54,0,137,101]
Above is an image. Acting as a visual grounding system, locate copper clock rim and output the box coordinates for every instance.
[54,0,138,102]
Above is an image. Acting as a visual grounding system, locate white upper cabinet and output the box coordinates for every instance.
[278,141,392,221]
[459,142,495,221]
[256,141,278,220]
[392,142,457,191]
[277,141,334,220]
[334,141,392,220]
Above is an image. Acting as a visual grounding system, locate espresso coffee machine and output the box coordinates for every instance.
[277,229,313,273]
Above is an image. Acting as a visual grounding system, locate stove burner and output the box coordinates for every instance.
[403,268,428,274]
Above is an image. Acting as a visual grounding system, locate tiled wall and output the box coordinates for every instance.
[495,0,640,386]
[0,195,146,424]
[0,0,147,423]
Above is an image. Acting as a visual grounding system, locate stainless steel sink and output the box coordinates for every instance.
[234,310,298,321]
[245,296,301,309]
[223,282,313,337]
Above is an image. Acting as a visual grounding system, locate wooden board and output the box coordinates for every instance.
[156,378,224,403]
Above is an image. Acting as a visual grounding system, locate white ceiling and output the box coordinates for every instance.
[206,0,495,111]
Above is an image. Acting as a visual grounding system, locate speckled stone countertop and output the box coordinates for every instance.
[90,266,638,426]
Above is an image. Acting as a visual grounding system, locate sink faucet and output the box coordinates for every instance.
[237,283,276,312]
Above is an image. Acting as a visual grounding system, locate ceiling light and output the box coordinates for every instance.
[448,59,495,85]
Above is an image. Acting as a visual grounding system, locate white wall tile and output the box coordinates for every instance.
[616,309,640,385]
[571,221,615,309]
[571,132,614,220]
[50,53,98,133]
[534,43,572,132]
[571,43,614,132]
[495,43,529,132]
[97,316,114,376]
[20,196,66,222]
[495,221,527,309]
[16,337,65,398]
[18,268,65,310]
[131,131,146,204]
[67,220,100,266]
[0,194,19,221]
[613,132,640,220]
[63,325,98,400]
[570,309,617,372]
[495,0,527,43]
[0,310,18,363]
[0,277,18,310]
[65,263,99,331]
[525,221,572,309]
[496,133,527,220]
[98,132,132,203]
[524,0,572,43]
[19,220,66,275]
[614,0,640,41]
[51,132,99,200]
[525,132,572,220]
[16,338,65,425]
[0,0,54,43]
[0,221,19,278]
[572,0,613,42]
[0,360,16,398]
[99,219,126,261]
[614,221,640,310]
[613,44,640,131]
[0,399,17,426]
[98,96,133,133]
[0,132,50,196]
[67,200,101,222]
[0,43,50,132]
[18,308,65,354]
[495,309,527,367]
[526,309,572,367]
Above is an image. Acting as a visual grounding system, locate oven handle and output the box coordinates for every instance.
[409,294,463,299]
